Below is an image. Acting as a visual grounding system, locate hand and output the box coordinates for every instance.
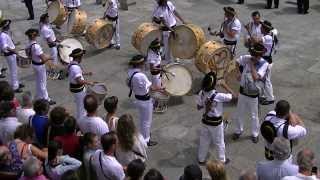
[85,72,93,76]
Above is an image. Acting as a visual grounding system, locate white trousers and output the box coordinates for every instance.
[33,65,49,100]
[73,89,86,121]
[151,74,161,88]
[111,19,120,46]
[263,64,274,101]
[162,31,172,63]
[5,55,19,90]
[234,94,259,137]
[135,99,153,142]
[198,123,226,162]
[50,46,58,65]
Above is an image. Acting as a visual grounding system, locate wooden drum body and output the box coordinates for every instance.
[85,19,113,49]
[17,50,31,69]
[131,23,161,56]
[58,38,83,65]
[68,9,87,34]
[47,0,67,26]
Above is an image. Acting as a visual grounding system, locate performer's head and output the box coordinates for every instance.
[149,38,161,52]
[249,43,265,60]
[69,48,86,63]
[25,28,39,40]
[223,7,236,20]
[129,55,145,69]
[157,0,168,6]
[261,20,273,35]
[0,19,11,31]
[275,100,290,119]
[39,13,49,24]
[251,11,261,25]
[201,72,217,92]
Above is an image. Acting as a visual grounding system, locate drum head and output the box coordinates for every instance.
[59,38,83,64]
[140,30,161,56]
[47,1,59,23]
[18,50,27,58]
[89,83,108,95]
[162,64,192,96]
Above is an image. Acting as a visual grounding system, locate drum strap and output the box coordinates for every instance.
[128,71,140,97]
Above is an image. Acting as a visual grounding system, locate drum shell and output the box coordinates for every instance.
[17,50,31,69]
[58,38,83,65]
[131,23,161,56]
[169,24,206,59]
[47,1,67,26]
[87,83,108,105]
[85,19,113,49]
[68,9,87,34]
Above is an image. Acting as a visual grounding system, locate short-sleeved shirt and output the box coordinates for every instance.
[27,41,43,64]
[78,116,109,137]
[0,31,15,54]
[0,117,22,144]
[236,55,268,87]
[30,115,49,146]
[257,159,298,180]
[68,62,84,84]
[153,1,176,28]
[16,108,35,124]
[197,90,232,117]
[54,134,80,157]
[262,34,273,57]
[63,0,81,8]
[128,68,152,96]
[147,50,161,67]
[40,24,56,43]
[246,22,262,39]
[105,0,118,18]
[223,18,241,42]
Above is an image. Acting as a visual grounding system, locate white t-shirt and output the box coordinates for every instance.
[262,34,273,57]
[63,0,81,8]
[147,50,161,67]
[0,31,15,53]
[68,62,84,84]
[153,1,176,27]
[0,117,22,144]
[246,22,262,39]
[78,116,109,137]
[40,24,56,43]
[223,18,241,42]
[128,68,152,96]
[197,90,232,117]
[105,0,118,18]
[16,108,35,124]
[27,41,43,64]
[282,173,318,180]
[92,150,125,180]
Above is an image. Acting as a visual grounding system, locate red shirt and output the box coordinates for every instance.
[54,134,80,157]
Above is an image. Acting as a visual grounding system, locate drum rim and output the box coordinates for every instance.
[88,83,108,95]
[58,38,83,64]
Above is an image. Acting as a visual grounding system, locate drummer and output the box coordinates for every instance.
[244,11,263,49]
[103,0,120,50]
[127,55,158,146]
[147,38,162,89]
[152,0,186,63]
[62,0,81,11]
[0,19,24,93]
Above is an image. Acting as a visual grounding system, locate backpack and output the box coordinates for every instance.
[242,60,266,96]
[260,113,289,144]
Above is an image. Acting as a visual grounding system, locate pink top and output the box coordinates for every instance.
[20,175,48,180]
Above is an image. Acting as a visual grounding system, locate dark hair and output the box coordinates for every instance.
[127,159,146,180]
[84,94,98,114]
[81,132,97,147]
[104,96,118,114]
[0,101,15,118]
[61,170,79,180]
[33,99,50,115]
[130,55,145,68]
[202,72,217,92]
[49,106,67,125]
[48,141,62,162]
[14,124,34,140]
[0,86,14,101]
[117,114,136,151]
[100,132,117,152]
[157,0,167,6]
[182,164,203,180]
[275,100,290,117]
[144,169,164,180]
[0,81,10,99]
[251,11,260,17]
[64,116,76,134]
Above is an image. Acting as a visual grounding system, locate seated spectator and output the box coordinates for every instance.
[206,160,227,180]
[0,84,20,108]
[45,141,82,180]
[104,96,119,132]
[78,95,109,137]
[116,114,147,166]
[0,145,20,179]
[47,106,68,144]
[54,116,80,158]
[282,148,318,180]
[91,132,125,180]
[239,170,257,180]
[81,132,99,180]
[257,137,298,180]
[61,170,79,180]
[19,156,48,180]
[126,159,146,180]
[144,169,165,180]
[30,99,50,147]
[16,91,35,124]
[0,101,22,144]
[179,164,202,180]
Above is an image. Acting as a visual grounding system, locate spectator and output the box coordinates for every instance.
[179,164,202,180]
[30,99,50,147]
[257,137,298,180]
[91,132,125,180]
[104,96,119,132]
[0,101,22,144]
[78,94,109,137]
[81,132,99,180]
[45,141,82,180]
[206,160,228,180]
[144,169,164,180]
[47,106,68,143]
[0,81,10,99]
[54,116,80,158]
[16,91,35,124]
[20,156,47,180]
[126,159,146,180]
[0,85,20,108]
[282,148,317,180]
[116,114,147,166]
[0,145,20,179]
[239,170,257,180]
[61,170,79,180]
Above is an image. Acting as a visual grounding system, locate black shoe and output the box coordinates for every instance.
[198,161,206,166]
[224,158,231,165]
[0,74,5,78]
[1,68,7,72]
[232,133,242,140]
[147,140,158,146]
[251,136,259,144]
[260,100,274,105]
[106,43,115,49]
[14,88,23,93]
[304,11,309,14]
[265,6,272,9]
[274,6,278,8]
[19,84,25,88]
[48,100,56,105]
[27,17,34,20]
[237,0,244,4]
[114,45,120,50]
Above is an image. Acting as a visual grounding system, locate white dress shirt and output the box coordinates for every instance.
[246,22,263,39]
[147,50,161,67]
[128,68,152,96]
[40,24,56,43]
[68,61,84,84]
[152,1,176,27]
[78,116,109,137]
[27,41,43,64]
[0,31,15,53]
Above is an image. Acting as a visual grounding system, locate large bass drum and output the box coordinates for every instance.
[47,0,67,26]
[68,9,87,34]
[169,24,205,59]
[131,23,161,56]
[85,19,114,49]
[58,38,83,65]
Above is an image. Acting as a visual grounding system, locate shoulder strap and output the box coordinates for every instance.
[209,92,217,101]
[28,115,34,126]
[99,152,112,180]
[128,71,140,97]
[68,63,80,71]
[132,149,145,159]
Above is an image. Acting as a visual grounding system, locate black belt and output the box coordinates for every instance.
[223,39,237,45]
[202,115,223,126]
[69,83,85,93]
[48,42,57,48]
[106,15,118,22]
[3,51,15,57]
[32,61,44,66]
[150,65,161,75]
[263,56,273,64]
[161,25,176,31]
[135,94,150,101]
[239,86,259,98]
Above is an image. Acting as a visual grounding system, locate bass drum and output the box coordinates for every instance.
[47,0,67,26]
[131,23,161,56]
[85,19,113,49]
[58,38,84,65]
[169,24,205,59]
[161,63,192,96]
[68,9,87,34]
[17,50,31,69]
[216,60,239,94]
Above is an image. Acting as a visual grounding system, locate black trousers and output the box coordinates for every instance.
[297,0,309,13]
[25,0,34,19]
[266,0,279,8]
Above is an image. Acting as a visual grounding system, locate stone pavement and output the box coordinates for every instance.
[1,0,320,179]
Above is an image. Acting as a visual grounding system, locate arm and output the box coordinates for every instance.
[173,10,186,24]
[55,156,82,176]
[30,144,48,160]
[39,53,53,63]
[75,76,93,86]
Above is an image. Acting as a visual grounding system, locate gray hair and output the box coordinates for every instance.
[239,170,257,180]
[22,156,41,177]
[297,148,315,172]
[271,137,291,161]
[20,91,33,107]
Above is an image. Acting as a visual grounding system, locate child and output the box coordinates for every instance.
[30,99,49,147]
[103,96,119,132]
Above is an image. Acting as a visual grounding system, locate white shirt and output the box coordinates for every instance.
[153,1,176,27]
[262,34,274,56]
[68,61,84,84]
[257,159,299,180]
[147,50,161,67]
[92,150,125,180]
[63,0,81,8]
[0,117,22,144]
[223,18,241,42]
[45,155,82,180]
[197,90,232,117]
[236,55,268,87]
[16,108,35,124]
[128,68,152,96]
[40,24,56,43]
[105,0,118,18]
[0,31,15,53]
[27,41,43,64]
[78,116,109,137]
[282,173,319,180]
[246,22,262,39]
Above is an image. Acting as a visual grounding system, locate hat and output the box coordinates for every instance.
[25,28,39,37]
[179,164,202,180]
[129,55,145,65]
[202,71,217,92]
[261,20,273,32]
[223,7,236,16]
[149,38,161,49]
[69,48,86,58]
[40,13,49,23]
[249,43,266,56]
[0,19,11,29]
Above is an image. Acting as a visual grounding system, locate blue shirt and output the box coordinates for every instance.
[30,115,48,146]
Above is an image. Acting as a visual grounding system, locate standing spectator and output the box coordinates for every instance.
[81,132,99,180]
[206,160,228,180]
[0,145,20,179]
[91,132,125,180]
[24,0,34,20]
[20,156,48,180]
[266,0,279,9]
[239,170,257,180]
[179,164,202,180]
[116,114,147,166]
[104,96,119,132]
[126,159,146,180]
[297,0,309,14]
[0,84,20,109]
[47,106,68,144]
[0,101,21,144]
[144,169,164,180]
[30,99,49,147]
[257,137,298,180]
[16,91,35,124]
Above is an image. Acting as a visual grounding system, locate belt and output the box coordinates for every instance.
[150,65,161,75]
[135,94,150,101]
[161,25,176,31]
[48,41,57,48]
[3,51,15,57]
[32,61,44,66]
[106,15,118,22]
[202,115,222,126]
[239,86,259,98]
[69,83,85,93]
[223,39,237,45]
[263,56,272,64]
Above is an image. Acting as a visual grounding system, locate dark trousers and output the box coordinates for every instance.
[297,0,309,13]
[25,0,34,19]
[266,0,279,8]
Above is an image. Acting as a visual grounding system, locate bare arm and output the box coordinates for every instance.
[75,77,93,86]
[39,53,52,63]
[174,10,186,24]
[30,145,48,160]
